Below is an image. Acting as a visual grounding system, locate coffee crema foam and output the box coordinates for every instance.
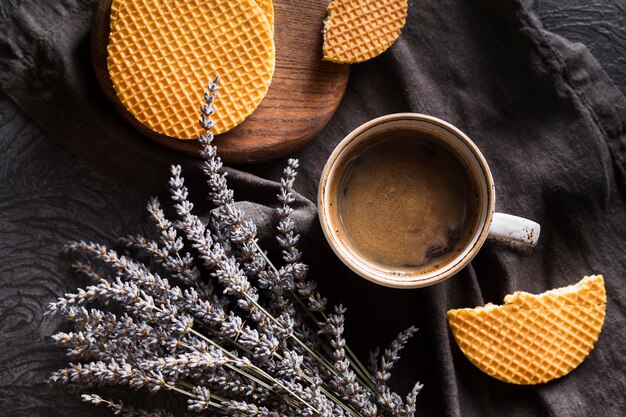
[337,134,478,274]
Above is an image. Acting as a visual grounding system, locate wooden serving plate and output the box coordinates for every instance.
[91,0,350,163]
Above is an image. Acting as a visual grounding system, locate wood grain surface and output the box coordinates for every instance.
[91,0,350,163]
[1,0,626,416]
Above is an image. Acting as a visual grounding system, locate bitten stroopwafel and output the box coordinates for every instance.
[322,0,408,64]
[108,0,275,138]
[447,275,606,385]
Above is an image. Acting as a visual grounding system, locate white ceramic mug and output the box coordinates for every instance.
[318,113,540,289]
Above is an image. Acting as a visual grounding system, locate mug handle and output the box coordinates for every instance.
[488,213,541,247]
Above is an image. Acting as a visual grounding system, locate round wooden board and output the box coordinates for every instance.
[91,0,350,163]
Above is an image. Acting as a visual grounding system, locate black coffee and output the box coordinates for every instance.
[337,131,478,274]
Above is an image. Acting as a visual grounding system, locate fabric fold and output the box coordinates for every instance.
[1,0,625,415]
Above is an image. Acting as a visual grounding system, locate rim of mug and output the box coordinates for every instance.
[318,113,496,289]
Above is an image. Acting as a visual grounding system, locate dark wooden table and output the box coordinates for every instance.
[0,1,624,415]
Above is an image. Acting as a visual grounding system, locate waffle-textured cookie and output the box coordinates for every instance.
[111,0,274,32]
[322,0,408,64]
[447,275,606,384]
[256,0,274,33]
[110,0,122,30]
[108,0,275,138]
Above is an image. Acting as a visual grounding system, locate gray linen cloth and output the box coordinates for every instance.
[0,0,625,415]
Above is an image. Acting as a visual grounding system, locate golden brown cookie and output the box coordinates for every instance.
[110,0,274,33]
[322,0,408,64]
[447,275,606,384]
[110,0,122,30]
[108,0,275,138]
[256,0,274,33]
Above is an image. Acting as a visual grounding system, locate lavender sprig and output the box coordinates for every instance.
[371,326,419,415]
[48,77,420,416]
[82,394,176,417]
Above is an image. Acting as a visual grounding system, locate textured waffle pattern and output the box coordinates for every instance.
[322,0,407,63]
[111,0,274,32]
[448,275,606,385]
[109,0,274,32]
[108,0,275,138]
[503,275,605,308]
[110,0,122,30]
[256,0,274,33]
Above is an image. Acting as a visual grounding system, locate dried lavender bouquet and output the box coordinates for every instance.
[48,78,422,416]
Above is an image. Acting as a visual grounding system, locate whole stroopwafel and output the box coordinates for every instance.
[110,0,122,30]
[256,0,274,33]
[111,0,274,32]
[447,275,606,385]
[322,0,408,63]
[108,0,275,138]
